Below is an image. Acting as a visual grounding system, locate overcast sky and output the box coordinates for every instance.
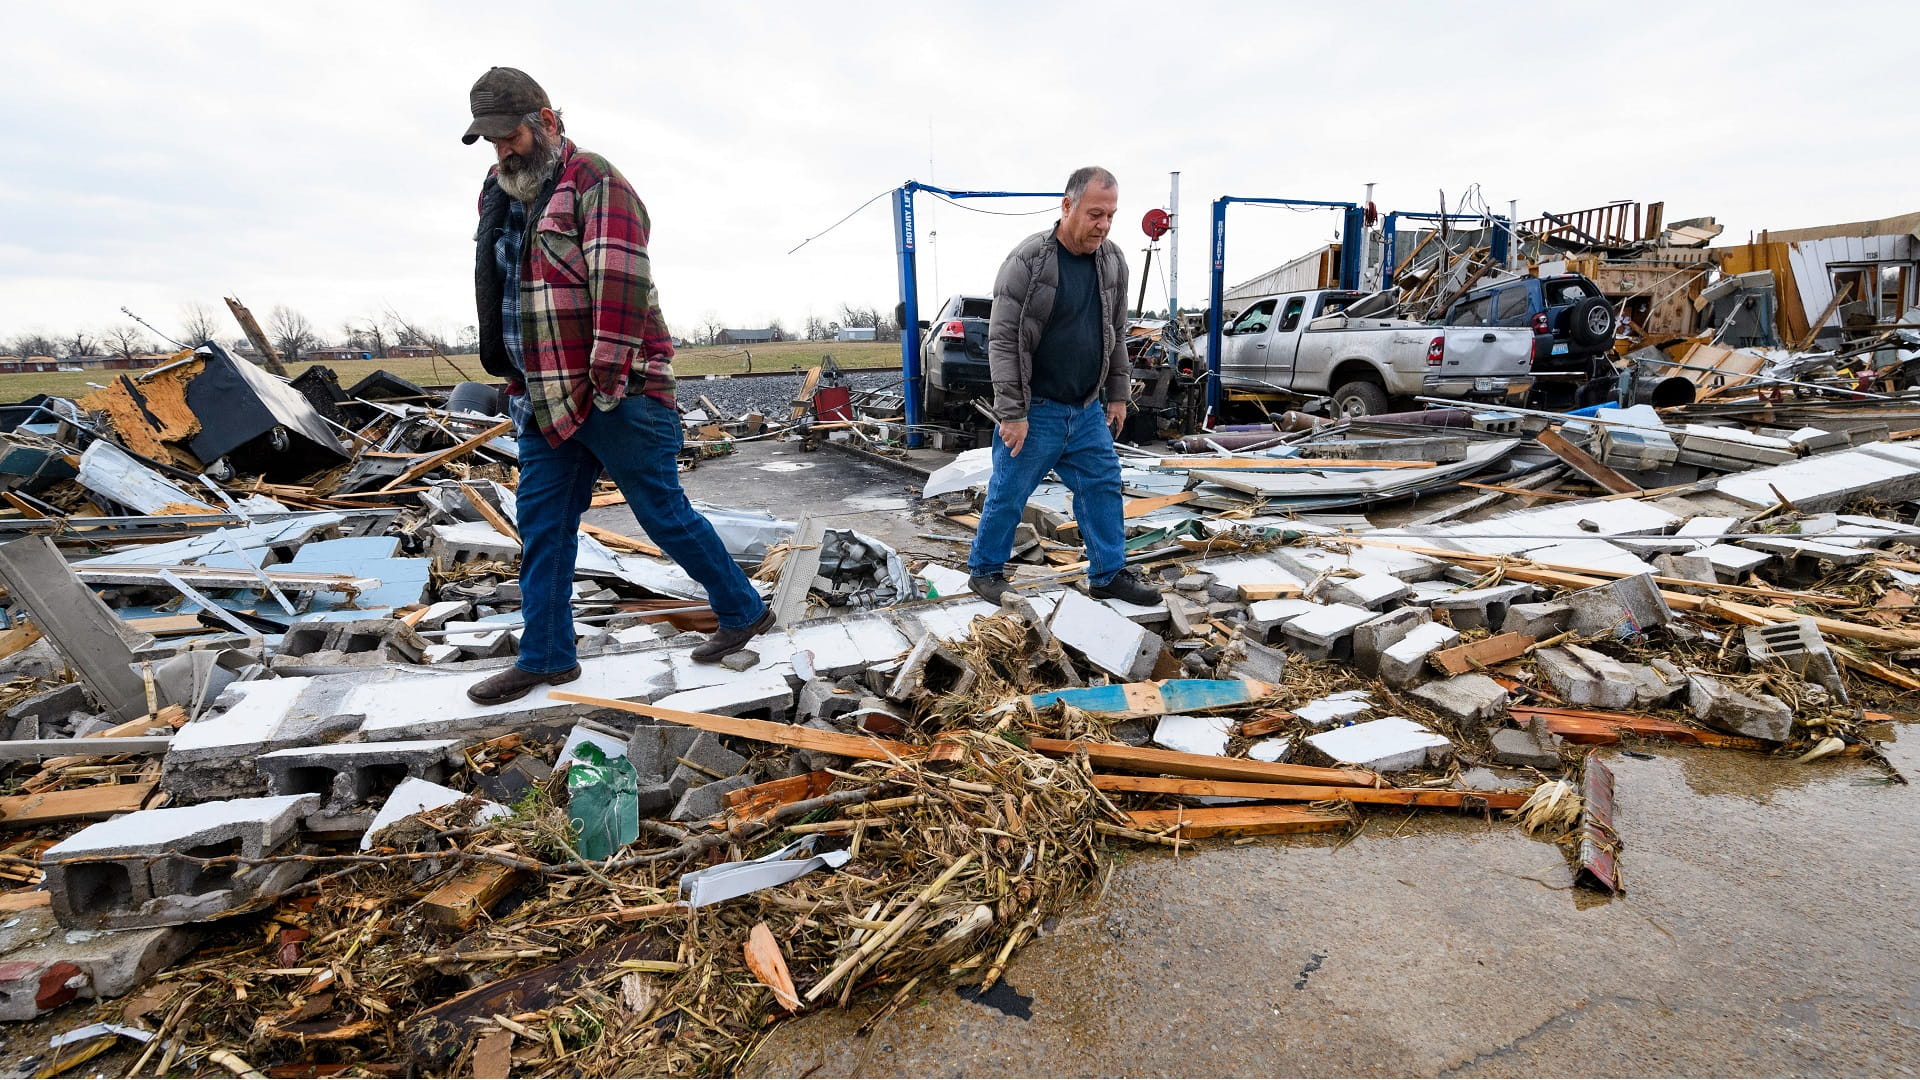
[4,1,1916,350]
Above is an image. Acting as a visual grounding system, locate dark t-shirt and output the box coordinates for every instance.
[1029,244,1103,405]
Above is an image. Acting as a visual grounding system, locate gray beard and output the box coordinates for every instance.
[498,135,561,202]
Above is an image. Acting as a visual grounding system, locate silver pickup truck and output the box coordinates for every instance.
[1211,290,1538,417]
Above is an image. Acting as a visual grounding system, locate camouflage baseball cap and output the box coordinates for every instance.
[462,67,549,144]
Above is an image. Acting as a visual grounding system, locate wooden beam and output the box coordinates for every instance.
[461,484,520,544]
[1536,427,1641,495]
[421,863,526,929]
[0,621,42,661]
[1094,774,1528,809]
[1431,633,1536,676]
[1124,805,1351,838]
[1123,491,1197,519]
[0,782,157,826]
[579,522,662,558]
[377,420,512,492]
[1028,736,1377,787]
[548,692,920,761]
[1509,706,1771,750]
[1235,583,1304,601]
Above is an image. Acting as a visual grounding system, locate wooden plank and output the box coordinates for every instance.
[421,863,526,929]
[548,692,920,761]
[1123,491,1196,519]
[1235,583,1304,601]
[1095,774,1528,809]
[788,366,822,420]
[119,614,211,637]
[0,621,42,660]
[461,485,520,544]
[0,782,157,826]
[0,890,50,913]
[0,737,172,761]
[1028,736,1377,787]
[1509,706,1770,751]
[1458,481,1584,502]
[1536,427,1640,495]
[1125,805,1350,838]
[579,522,662,558]
[1431,633,1536,676]
[377,420,513,492]
[1237,712,1295,738]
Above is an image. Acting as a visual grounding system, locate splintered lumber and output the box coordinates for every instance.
[1125,806,1351,838]
[1122,491,1196,518]
[377,420,513,492]
[1094,774,1528,809]
[548,692,920,761]
[1431,633,1536,676]
[0,621,41,660]
[0,782,157,826]
[744,922,801,1012]
[725,771,834,825]
[1509,706,1771,751]
[1536,427,1641,495]
[1237,712,1295,738]
[421,862,527,928]
[1028,737,1377,787]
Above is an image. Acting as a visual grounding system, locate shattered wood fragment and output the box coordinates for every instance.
[376,420,512,492]
[1094,775,1527,809]
[407,933,667,1063]
[1536,427,1642,495]
[1027,737,1378,787]
[744,922,801,1011]
[422,863,527,928]
[579,522,662,557]
[0,621,42,660]
[1431,633,1536,676]
[547,692,920,760]
[1237,712,1296,738]
[1124,805,1351,838]
[470,1030,513,1079]
[724,771,835,826]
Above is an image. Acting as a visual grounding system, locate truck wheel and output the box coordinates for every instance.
[1331,380,1389,418]
[1567,296,1614,348]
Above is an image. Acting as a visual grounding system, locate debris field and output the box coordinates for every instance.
[0,311,1915,1077]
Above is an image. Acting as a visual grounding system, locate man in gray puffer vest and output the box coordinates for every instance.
[967,166,1159,607]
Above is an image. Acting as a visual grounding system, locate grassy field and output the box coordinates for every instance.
[0,341,903,401]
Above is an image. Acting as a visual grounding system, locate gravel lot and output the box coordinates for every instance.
[674,369,902,418]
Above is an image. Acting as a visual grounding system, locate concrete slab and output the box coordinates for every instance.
[1408,674,1508,724]
[1294,691,1374,728]
[351,653,675,739]
[1049,589,1162,681]
[652,667,796,722]
[1306,716,1451,773]
[1152,714,1234,757]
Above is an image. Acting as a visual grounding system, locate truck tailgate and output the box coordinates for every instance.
[1438,327,1534,379]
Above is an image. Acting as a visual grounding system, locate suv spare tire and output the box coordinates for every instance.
[1566,296,1615,348]
[1331,380,1390,418]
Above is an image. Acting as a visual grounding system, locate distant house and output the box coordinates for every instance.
[387,344,438,359]
[716,328,778,346]
[310,347,372,362]
[834,326,877,342]
[0,356,61,374]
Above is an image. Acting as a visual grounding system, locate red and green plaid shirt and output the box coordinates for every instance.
[486,139,676,446]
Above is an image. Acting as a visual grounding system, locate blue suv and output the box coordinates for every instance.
[1445,274,1615,408]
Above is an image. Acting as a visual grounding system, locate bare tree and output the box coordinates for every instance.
[455,325,479,353]
[267,305,318,363]
[341,315,389,358]
[697,310,724,346]
[64,330,97,359]
[178,303,221,347]
[100,324,154,362]
[7,331,58,358]
[803,311,831,341]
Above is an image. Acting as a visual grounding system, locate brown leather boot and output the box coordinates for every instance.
[690,609,777,664]
[466,664,582,706]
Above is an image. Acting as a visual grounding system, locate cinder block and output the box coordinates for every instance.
[1320,572,1411,611]
[1049,590,1162,680]
[1622,659,1689,708]
[1244,598,1320,644]
[42,794,319,931]
[1687,673,1793,742]
[1408,674,1508,724]
[1378,622,1462,689]
[670,774,756,823]
[1565,573,1672,637]
[1219,631,1287,683]
[258,738,464,830]
[427,522,521,565]
[1533,645,1637,709]
[0,907,198,1020]
[1306,716,1452,773]
[1744,618,1847,702]
[1352,608,1429,674]
[1499,601,1571,639]
[1278,603,1375,661]
[651,669,795,724]
[1429,584,1534,632]
[627,725,702,782]
[887,633,979,701]
[667,732,748,800]
[1491,720,1563,769]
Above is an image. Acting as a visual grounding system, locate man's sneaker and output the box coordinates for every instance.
[1088,568,1161,606]
[968,573,1013,604]
[466,664,582,706]
[691,608,777,664]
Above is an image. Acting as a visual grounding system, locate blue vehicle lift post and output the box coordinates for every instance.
[1205,196,1364,419]
[893,180,1060,448]
[1379,210,1511,290]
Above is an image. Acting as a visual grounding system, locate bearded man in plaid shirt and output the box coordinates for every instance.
[463,67,773,705]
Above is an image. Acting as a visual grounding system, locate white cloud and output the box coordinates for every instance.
[2,0,1916,347]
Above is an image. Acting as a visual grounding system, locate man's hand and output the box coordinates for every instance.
[998,420,1028,458]
[1106,401,1129,435]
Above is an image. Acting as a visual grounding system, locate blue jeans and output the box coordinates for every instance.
[967,397,1126,585]
[514,395,765,673]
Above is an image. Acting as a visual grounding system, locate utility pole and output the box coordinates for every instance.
[1167,171,1180,326]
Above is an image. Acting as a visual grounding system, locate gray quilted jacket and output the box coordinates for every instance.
[986,225,1130,422]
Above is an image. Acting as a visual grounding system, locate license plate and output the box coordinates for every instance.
[1474,377,1504,393]
[1551,343,1568,355]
